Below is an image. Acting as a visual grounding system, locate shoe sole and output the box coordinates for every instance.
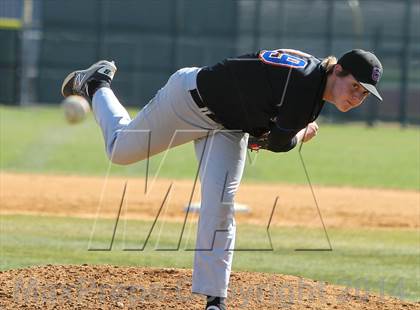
[61,60,117,98]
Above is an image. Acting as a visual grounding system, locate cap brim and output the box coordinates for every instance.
[360,82,383,101]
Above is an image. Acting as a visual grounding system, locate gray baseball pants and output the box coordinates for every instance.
[92,67,248,297]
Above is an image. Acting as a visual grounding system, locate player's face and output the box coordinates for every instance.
[330,67,370,112]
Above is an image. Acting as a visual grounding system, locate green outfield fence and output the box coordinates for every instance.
[0,27,20,104]
[1,0,419,125]
[0,0,23,104]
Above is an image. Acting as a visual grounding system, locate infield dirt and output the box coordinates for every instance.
[1,173,418,228]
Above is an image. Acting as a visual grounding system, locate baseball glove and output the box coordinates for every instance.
[248,133,269,152]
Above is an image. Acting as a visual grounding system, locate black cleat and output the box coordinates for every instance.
[61,60,117,99]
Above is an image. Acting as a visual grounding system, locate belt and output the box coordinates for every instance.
[189,89,220,124]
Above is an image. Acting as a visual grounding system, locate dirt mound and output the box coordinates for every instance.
[0,265,418,309]
[1,173,419,228]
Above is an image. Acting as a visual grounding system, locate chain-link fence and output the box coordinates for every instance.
[1,0,419,124]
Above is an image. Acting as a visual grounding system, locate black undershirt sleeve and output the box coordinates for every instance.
[266,123,299,153]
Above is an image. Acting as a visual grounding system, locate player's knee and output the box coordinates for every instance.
[108,148,146,165]
[106,150,126,165]
[107,142,148,165]
[106,141,134,165]
[107,152,133,165]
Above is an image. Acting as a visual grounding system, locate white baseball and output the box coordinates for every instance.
[61,95,90,124]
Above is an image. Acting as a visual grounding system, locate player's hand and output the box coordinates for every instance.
[302,121,319,142]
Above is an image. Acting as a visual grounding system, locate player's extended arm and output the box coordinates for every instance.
[248,121,319,152]
[295,121,319,143]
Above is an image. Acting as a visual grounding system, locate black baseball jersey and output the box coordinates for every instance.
[196,49,327,152]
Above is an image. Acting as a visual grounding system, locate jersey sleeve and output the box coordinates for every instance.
[266,124,298,152]
[248,122,298,153]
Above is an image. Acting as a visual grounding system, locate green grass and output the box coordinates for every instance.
[0,214,418,301]
[1,104,419,189]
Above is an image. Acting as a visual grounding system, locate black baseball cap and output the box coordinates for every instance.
[338,49,383,101]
